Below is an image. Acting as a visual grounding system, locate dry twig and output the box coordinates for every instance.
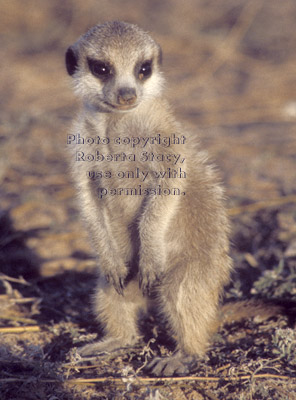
[0,326,40,334]
[0,373,293,386]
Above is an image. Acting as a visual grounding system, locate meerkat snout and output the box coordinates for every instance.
[117,87,137,105]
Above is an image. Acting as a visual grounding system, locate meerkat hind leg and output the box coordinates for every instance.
[147,351,197,376]
[146,266,218,376]
[79,278,146,358]
[78,337,135,358]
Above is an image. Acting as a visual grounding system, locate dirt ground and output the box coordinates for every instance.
[1,0,296,399]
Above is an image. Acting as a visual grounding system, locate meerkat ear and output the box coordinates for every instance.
[157,44,163,65]
[65,46,79,76]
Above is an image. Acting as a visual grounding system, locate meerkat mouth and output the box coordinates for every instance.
[104,101,138,112]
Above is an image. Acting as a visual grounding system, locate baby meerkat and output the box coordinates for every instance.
[65,21,232,376]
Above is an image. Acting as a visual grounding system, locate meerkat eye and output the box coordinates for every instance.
[87,59,112,79]
[138,61,152,80]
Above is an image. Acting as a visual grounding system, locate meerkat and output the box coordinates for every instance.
[65,21,232,376]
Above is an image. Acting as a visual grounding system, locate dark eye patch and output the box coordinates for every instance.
[87,58,113,80]
[138,60,152,81]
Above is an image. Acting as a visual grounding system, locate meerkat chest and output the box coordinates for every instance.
[73,117,166,183]
[71,112,187,213]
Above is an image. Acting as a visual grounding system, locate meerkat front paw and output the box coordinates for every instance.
[103,260,129,295]
[139,267,159,296]
[139,259,163,296]
[139,250,165,295]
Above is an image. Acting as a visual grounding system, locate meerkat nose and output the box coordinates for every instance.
[117,87,137,105]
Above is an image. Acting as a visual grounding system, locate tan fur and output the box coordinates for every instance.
[65,21,232,375]
[220,300,285,325]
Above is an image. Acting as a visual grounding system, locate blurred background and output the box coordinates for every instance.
[2,0,296,271]
[1,1,296,398]
[1,0,296,211]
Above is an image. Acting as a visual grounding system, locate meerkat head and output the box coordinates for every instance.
[65,21,164,112]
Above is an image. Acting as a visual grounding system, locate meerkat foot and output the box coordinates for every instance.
[78,337,138,358]
[146,351,197,376]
